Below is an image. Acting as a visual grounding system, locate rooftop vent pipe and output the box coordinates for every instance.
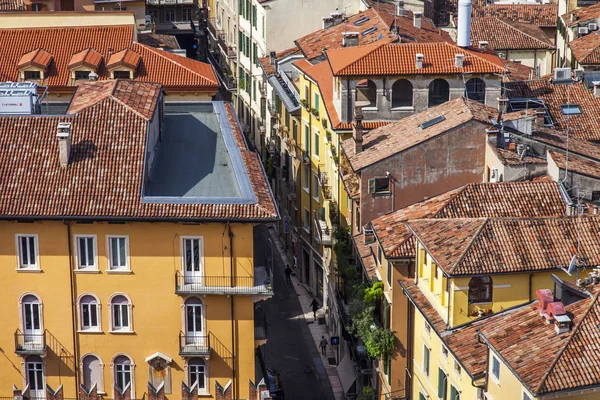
[457,0,472,47]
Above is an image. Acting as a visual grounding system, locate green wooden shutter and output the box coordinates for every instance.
[450,385,459,400]
[419,394,426,400]
[438,368,447,399]
[368,178,376,194]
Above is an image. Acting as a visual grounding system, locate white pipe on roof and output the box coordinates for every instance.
[457,0,472,47]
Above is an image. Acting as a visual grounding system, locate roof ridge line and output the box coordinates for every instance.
[498,18,553,47]
[450,42,505,71]
[448,217,490,275]
[331,40,389,74]
[535,290,600,394]
[432,184,469,218]
[108,94,154,121]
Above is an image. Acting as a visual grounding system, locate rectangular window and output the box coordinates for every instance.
[367,177,390,194]
[441,345,449,359]
[113,71,131,79]
[454,360,461,375]
[424,321,431,336]
[108,236,128,270]
[252,4,257,27]
[304,124,309,152]
[27,361,44,390]
[437,368,447,399]
[24,70,41,80]
[450,385,459,400]
[115,363,131,389]
[253,42,258,66]
[77,236,96,269]
[75,70,91,80]
[313,172,320,201]
[304,208,310,230]
[113,303,129,329]
[387,256,392,286]
[285,109,290,128]
[314,93,320,111]
[303,165,310,191]
[165,9,175,21]
[304,85,309,104]
[183,238,202,273]
[314,129,320,157]
[423,346,430,376]
[491,355,501,382]
[183,8,193,21]
[592,191,600,202]
[81,303,98,330]
[17,235,38,269]
[252,79,256,101]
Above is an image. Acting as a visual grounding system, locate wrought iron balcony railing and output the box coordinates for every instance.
[175,268,273,295]
[179,332,210,357]
[14,329,46,356]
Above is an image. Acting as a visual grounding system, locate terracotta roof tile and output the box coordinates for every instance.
[0,25,218,92]
[563,2,600,27]
[569,32,600,65]
[505,80,600,142]
[107,48,141,70]
[407,217,600,276]
[353,233,378,279]
[531,128,600,161]
[0,0,22,11]
[471,17,554,50]
[502,59,537,81]
[342,97,497,171]
[68,48,103,69]
[478,3,558,28]
[490,145,546,166]
[258,47,301,77]
[137,33,180,50]
[0,81,277,221]
[327,42,506,76]
[549,150,600,179]
[17,48,53,69]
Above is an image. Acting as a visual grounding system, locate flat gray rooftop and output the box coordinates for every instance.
[144,102,256,204]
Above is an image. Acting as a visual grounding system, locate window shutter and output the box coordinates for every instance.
[438,368,447,399]
[368,178,376,193]
[450,385,459,400]
[419,394,426,400]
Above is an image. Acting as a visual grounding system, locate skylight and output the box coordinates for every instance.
[354,16,370,26]
[420,115,446,129]
[560,104,582,115]
[362,27,378,36]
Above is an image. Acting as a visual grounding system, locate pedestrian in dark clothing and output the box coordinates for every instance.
[319,336,328,356]
[285,265,292,286]
[310,299,319,320]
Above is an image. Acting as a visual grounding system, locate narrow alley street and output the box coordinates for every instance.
[254,225,336,400]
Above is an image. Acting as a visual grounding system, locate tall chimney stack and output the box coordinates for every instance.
[57,122,72,167]
[353,105,364,154]
[457,0,472,47]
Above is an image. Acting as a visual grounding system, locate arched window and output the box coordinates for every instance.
[428,79,450,107]
[20,294,43,344]
[391,79,413,108]
[465,78,486,104]
[82,354,104,392]
[188,358,207,391]
[108,294,132,332]
[356,79,377,109]
[26,355,45,398]
[79,294,101,331]
[113,355,132,391]
[468,276,492,304]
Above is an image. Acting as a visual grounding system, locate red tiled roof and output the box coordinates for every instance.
[0,81,277,221]
[17,48,53,69]
[342,97,497,171]
[258,47,301,77]
[548,150,600,179]
[68,48,103,69]
[0,0,22,11]
[471,17,554,50]
[107,48,141,70]
[406,217,600,276]
[563,2,600,27]
[569,33,600,65]
[353,233,378,279]
[480,290,600,395]
[502,59,536,81]
[327,42,506,76]
[532,128,600,161]
[0,25,218,92]
[372,182,566,259]
[505,80,600,142]
[490,145,546,166]
[137,33,180,51]
[478,3,558,28]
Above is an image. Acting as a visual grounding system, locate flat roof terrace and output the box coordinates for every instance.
[144,102,256,204]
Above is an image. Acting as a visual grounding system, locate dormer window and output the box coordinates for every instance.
[75,71,91,80]
[68,49,103,84]
[17,48,53,82]
[106,49,141,80]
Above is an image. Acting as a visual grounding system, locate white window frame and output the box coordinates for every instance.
[108,293,133,333]
[75,235,98,271]
[186,358,209,395]
[77,293,102,332]
[25,355,45,395]
[422,345,430,377]
[111,353,135,398]
[491,354,501,384]
[424,321,431,337]
[180,237,204,276]
[522,389,533,400]
[441,345,449,360]
[313,128,320,159]
[15,234,40,271]
[106,235,130,272]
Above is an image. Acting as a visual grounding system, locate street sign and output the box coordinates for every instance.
[330,336,340,346]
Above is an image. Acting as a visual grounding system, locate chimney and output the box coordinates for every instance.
[269,50,277,72]
[396,0,404,16]
[413,12,422,29]
[415,53,423,69]
[478,40,489,50]
[536,289,554,315]
[323,16,334,29]
[57,122,72,167]
[497,97,508,115]
[342,32,359,47]
[331,12,343,26]
[455,53,464,68]
[535,108,545,127]
[485,127,499,142]
[457,0,472,47]
[546,301,571,334]
[594,81,600,97]
[353,105,364,153]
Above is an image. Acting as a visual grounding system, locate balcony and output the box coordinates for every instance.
[14,330,47,356]
[179,332,210,357]
[175,267,273,296]
[317,164,332,200]
[314,210,332,246]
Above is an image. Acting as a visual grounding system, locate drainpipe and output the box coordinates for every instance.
[529,273,533,302]
[228,223,237,400]
[65,221,80,399]
[446,276,451,330]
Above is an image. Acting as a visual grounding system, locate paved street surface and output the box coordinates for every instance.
[254,225,336,400]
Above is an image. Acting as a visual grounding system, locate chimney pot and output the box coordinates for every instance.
[331,12,343,26]
[455,53,464,68]
[396,0,404,16]
[269,50,276,70]
[323,16,334,29]
[57,122,72,167]
[413,12,422,29]
[593,81,600,97]
[415,53,424,69]
[353,105,364,153]
[478,40,489,50]
[342,32,359,47]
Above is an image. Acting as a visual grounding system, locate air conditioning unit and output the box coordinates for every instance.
[554,67,572,82]
[589,22,598,30]
[578,26,589,35]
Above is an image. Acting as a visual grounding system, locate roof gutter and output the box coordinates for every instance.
[0,215,280,223]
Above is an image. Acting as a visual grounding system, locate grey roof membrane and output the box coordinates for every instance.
[143,102,256,204]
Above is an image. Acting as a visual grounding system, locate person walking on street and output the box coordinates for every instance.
[285,264,292,286]
[319,336,328,356]
[310,298,319,320]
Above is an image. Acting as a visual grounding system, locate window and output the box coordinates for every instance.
[367,177,390,194]
[165,9,175,22]
[17,235,38,269]
[82,355,103,391]
[114,355,132,391]
[314,93,320,111]
[593,191,600,202]
[304,85,309,104]
[314,129,320,157]
[26,356,44,396]
[391,79,413,108]
[465,78,486,103]
[31,3,43,10]
[522,391,532,400]
[450,385,460,400]
[292,120,298,141]
[24,70,41,80]
[113,71,131,79]
[434,266,439,280]
[491,354,500,383]
[109,294,132,332]
[80,295,100,331]
[437,368,447,399]
[21,294,42,337]
[304,208,310,231]
[108,236,128,271]
[355,79,377,108]
[468,276,492,304]
[428,79,450,107]
[303,165,310,191]
[377,245,383,265]
[453,360,461,375]
[183,8,193,21]
[423,346,430,376]
[424,321,431,336]
[252,4,257,27]
[75,70,91,80]
[441,345,449,359]
[188,358,207,391]
[304,123,309,152]
[312,172,320,201]
[76,236,96,270]
[560,104,582,115]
